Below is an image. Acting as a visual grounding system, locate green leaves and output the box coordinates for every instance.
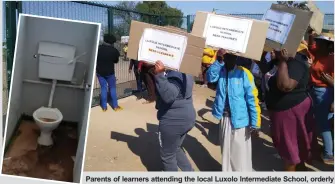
[135,2,184,27]
[277,1,310,11]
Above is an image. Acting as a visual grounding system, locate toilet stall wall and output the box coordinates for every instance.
[73,25,100,183]
[5,16,27,146]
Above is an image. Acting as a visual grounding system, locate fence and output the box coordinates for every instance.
[3,1,334,112]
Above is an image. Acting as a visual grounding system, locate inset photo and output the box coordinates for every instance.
[1,13,100,183]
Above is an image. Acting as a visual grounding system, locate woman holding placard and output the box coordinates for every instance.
[153,61,196,171]
[266,46,318,171]
[308,31,334,165]
[207,49,261,172]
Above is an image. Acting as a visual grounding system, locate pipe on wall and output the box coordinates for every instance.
[23,79,85,89]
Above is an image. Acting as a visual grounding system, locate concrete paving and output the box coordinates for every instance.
[84,85,333,172]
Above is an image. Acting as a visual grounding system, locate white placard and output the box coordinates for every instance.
[121,36,129,43]
[203,14,253,53]
[138,28,187,70]
[262,9,296,44]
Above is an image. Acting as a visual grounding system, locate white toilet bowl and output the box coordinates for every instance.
[33,107,63,146]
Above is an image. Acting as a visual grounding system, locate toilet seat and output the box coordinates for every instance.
[33,107,63,146]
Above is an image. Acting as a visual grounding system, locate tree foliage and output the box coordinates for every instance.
[111,1,185,39]
[112,1,138,39]
[135,1,184,27]
[277,1,310,11]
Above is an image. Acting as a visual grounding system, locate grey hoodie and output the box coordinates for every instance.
[154,70,196,125]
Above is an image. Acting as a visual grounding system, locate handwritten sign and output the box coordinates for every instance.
[262,9,296,44]
[138,28,187,70]
[203,14,253,53]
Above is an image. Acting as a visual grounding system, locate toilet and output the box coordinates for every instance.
[33,41,77,146]
[33,107,63,146]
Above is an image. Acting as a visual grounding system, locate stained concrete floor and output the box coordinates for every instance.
[2,120,78,182]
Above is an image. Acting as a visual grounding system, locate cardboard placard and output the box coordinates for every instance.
[138,28,188,70]
[203,14,253,53]
[192,11,269,61]
[127,20,206,76]
[264,4,313,57]
[262,9,296,44]
[307,1,324,35]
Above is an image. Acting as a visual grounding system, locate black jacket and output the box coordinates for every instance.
[96,44,120,76]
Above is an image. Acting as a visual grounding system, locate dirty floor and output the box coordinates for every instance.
[2,120,78,182]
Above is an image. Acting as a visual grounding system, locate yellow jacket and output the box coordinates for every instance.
[202,48,217,64]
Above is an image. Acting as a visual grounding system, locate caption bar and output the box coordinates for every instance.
[85,175,334,183]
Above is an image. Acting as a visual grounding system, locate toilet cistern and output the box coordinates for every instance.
[33,41,77,146]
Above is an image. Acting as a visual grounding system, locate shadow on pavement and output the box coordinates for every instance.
[197,108,212,122]
[110,127,161,171]
[195,121,220,146]
[205,98,214,109]
[110,123,221,171]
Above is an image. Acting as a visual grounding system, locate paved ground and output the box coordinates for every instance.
[84,85,333,172]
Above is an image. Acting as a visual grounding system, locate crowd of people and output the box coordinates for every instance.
[95,27,334,172]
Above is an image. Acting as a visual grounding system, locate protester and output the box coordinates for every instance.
[253,52,274,107]
[201,48,217,88]
[266,46,318,171]
[96,34,123,111]
[153,60,196,171]
[129,59,143,95]
[139,61,156,104]
[207,49,261,172]
[308,31,334,164]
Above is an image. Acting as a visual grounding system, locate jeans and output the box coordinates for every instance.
[310,87,334,157]
[159,122,194,171]
[97,74,118,109]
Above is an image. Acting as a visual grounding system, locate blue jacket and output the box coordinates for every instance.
[207,61,261,129]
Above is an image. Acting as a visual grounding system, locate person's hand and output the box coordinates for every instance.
[154,60,165,74]
[320,72,334,87]
[274,48,289,62]
[330,102,334,113]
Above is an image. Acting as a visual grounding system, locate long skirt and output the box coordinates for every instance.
[220,115,253,171]
[270,97,318,165]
